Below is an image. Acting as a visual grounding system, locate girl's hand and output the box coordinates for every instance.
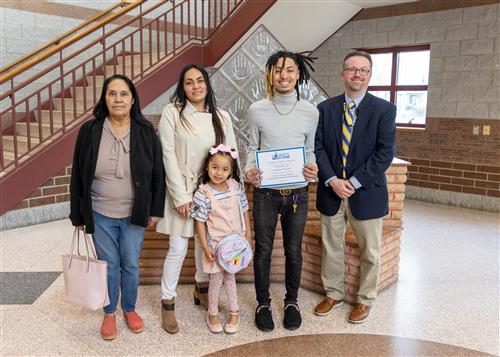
[175,202,192,218]
[148,216,160,228]
[203,246,216,262]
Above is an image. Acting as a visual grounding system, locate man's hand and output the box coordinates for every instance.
[329,178,355,199]
[303,163,318,182]
[175,202,192,218]
[245,168,263,188]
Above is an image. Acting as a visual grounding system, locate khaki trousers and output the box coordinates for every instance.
[320,199,383,305]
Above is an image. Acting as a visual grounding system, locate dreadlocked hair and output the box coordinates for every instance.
[265,50,317,100]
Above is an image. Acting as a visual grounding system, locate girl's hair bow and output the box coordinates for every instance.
[209,144,239,159]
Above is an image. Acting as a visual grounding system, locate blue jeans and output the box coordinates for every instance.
[92,211,145,314]
[252,187,308,305]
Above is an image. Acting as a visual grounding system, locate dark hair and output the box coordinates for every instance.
[198,147,241,186]
[342,50,373,69]
[92,74,147,123]
[170,64,225,145]
[265,50,316,100]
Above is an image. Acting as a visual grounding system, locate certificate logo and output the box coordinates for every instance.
[272,152,290,160]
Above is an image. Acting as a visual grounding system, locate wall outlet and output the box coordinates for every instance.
[473,126,480,135]
[483,125,491,136]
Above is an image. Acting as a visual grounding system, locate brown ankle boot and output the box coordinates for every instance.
[193,282,209,310]
[161,298,179,334]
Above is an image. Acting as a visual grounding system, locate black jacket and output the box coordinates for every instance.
[70,117,165,233]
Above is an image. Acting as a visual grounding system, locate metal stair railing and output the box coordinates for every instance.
[0,0,244,175]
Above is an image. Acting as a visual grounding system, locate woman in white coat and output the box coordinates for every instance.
[156,64,237,334]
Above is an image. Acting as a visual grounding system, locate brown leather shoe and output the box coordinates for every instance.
[348,303,371,324]
[314,297,343,316]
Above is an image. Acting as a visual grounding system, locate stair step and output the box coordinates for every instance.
[1,156,14,170]
[116,52,166,65]
[85,74,106,88]
[70,86,103,102]
[0,146,37,171]
[3,135,40,152]
[3,139,27,156]
[16,122,62,139]
[34,110,80,125]
[104,65,142,78]
[52,97,91,112]
[2,151,16,170]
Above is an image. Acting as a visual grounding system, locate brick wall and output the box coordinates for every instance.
[403,158,499,197]
[11,165,72,210]
[311,2,499,210]
[297,163,407,303]
[397,116,500,200]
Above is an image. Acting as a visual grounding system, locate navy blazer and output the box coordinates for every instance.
[315,92,396,220]
[70,117,165,233]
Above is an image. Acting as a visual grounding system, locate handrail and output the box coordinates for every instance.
[0,0,248,171]
[0,0,272,215]
[0,0,146,84]
[0,0,168,102]
[0,1,128,74]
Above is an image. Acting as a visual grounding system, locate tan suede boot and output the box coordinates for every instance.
[193,282,209,310]
[161,298,179,334]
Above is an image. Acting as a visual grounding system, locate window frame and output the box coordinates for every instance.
[360,44,430,128]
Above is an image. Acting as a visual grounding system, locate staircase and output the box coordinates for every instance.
[0,0,276,214]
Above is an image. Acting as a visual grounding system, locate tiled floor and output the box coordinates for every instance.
[1,200,498,356]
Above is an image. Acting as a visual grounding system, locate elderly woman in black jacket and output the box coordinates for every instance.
[70,74,165,340]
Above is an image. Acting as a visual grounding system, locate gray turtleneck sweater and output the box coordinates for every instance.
[244,91,319,190]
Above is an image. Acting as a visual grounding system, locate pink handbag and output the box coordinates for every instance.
[61,229,109,310]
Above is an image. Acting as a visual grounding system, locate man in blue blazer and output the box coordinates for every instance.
[313,51,396,323]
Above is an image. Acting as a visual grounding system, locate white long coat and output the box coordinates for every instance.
[156,101,238,237]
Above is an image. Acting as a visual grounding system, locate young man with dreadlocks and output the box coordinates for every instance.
[244,50,319,331]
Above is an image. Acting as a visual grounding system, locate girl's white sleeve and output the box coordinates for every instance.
[192,190,210,222]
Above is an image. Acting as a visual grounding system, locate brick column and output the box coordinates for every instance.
[140,159,410,305]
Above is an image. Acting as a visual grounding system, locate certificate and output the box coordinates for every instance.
[255,146,306,188]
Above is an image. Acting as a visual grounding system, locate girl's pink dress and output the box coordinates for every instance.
[197,178,246,274]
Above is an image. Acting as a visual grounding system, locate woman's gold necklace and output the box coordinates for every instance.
[272,98,298,115]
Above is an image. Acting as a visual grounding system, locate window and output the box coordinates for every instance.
[362,45,430,127]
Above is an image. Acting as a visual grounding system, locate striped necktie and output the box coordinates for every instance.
[342,101,355,179]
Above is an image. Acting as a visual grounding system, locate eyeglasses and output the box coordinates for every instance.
[343,67,371,76]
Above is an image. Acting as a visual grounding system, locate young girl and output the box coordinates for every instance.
[192,144,252,334]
